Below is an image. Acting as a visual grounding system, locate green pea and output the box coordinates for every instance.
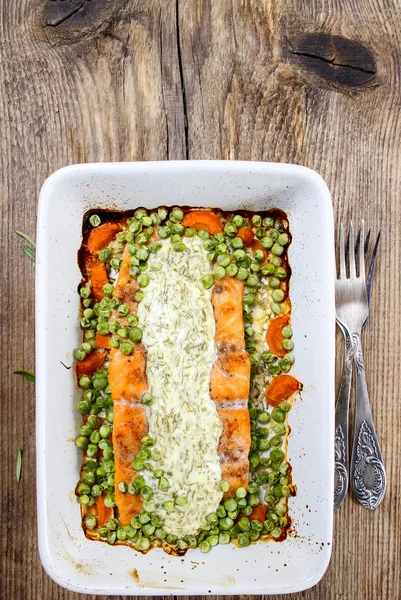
[102,283,114,298]
[196,229,209,240]
[74,347,87,361]
[201,274,214,289]
[271,243,284,256]
[80,286,91,299]
[158,476,170,491]
[259,236,272,250]
[282,339,294,351]
[253,249,265,263]
[136,273,149,288]
[89,429,100,444]
[223,498,237,512]
[173,241,186,252]
[75,436,89,450]
[251,215,261,227]
[232,215,244,227]
[277,233,289,246]
[270,448,284,463]
[184,227,196,237]
[234,267,247,281]
[98,248,111,262]
[250,261,261,272]
[171,223,184,236]
[98,424,111,439]
[246,274,259,288]
[206,534,218,547]
[257,411,270,424]
[238,517,250,532]
[212,266,226,280]
[272,289,285,303]
[272,408,285,423]
[274,267,286,280]
[80,424,93,438]
[175,496,187,506]
[237,533,250,547]
[271,302,281,314]
[170,208,184,222]
[255,227,264,239]
[77,400,90,415]
[231,237,244,249]
[217,254,230,267]
[141,435,155,447]
[274,423,286,436]
[225,263,238,276]
[86,443,98,458]
[224,223,237,237]
[158,226,171,239]
[219,480,230,492]
[162,500,175,512]
[249,453,260,469]
[109,335,119,348]
[126,327,142,344]
[89,214,101,228]
[117,341,131,355]
[248,493,260,507]
[141,392,154,406]
[199,541,211,553]
[218,532,230,544]
[282,485,291,497]
[106,408,114,424]
[136,537,151,551]
[268,229,279,240]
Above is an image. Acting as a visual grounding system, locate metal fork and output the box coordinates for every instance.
[334,229,380,510]
[335,221,385,510]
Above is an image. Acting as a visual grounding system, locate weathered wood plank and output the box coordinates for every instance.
[0,0,400,599]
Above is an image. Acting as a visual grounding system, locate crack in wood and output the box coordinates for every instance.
[176,0,188,159]
[290,49,376,75]
[43,0,87,27]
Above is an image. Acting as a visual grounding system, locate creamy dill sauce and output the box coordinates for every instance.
[137,237,223,537]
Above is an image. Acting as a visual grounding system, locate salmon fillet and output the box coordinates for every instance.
[210,352,251,401]
[108,346,148,403]
[113,403,148,525]
[113,245,138,312]
[217,408,251,463]
[212,277,245,351]
[220,460,249,497]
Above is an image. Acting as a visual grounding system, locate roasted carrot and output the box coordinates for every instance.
[265,374,302,407]
[249,504,268,522]
[95,495,113,527]
[76,349,108,378]
[182,210,223,234]
[87,222,122,253]
[236,227,255,246]
[88,260,109,301]
[266,315,290,358]
[95,333,111,349]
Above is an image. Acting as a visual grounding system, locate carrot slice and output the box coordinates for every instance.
[249,504,268,522]
[95,495,113,527]
[237,227,255,246]
[87,222,122,253]
[89,260,108,301]
[95,333,111,349]
[266,315,290,358]
[265,374,302,407]
[182,210,223,234]
[76,349,108,378]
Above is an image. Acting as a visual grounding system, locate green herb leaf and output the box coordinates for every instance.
[16,448,22,483]
[23,246,36,262]
[13,370,36,382]
[14,229,36,248]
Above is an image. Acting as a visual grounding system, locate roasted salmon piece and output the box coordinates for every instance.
[212,277,245,351]
[108,346,148,403]
[210,352,250,401]
[217,408,251,463]
[220,459,249,498]
[113,403,148,525]
[113,245,138,312]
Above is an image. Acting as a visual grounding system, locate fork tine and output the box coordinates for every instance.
[355,227,361,257]
[366,231,381,303]
[364,229,371,259]
[339,222,346,278]
[359,220,365,279]
[349,222,356,278]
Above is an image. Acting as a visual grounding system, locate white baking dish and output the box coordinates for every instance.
[36,161,335,595]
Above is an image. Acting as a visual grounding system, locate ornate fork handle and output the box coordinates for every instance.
[334,326,352,511]
[350,332,386,509]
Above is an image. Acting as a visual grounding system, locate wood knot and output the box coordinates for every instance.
[42,0,124,45]
[288,33,376,87]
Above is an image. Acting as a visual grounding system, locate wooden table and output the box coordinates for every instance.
[1,1,400,599]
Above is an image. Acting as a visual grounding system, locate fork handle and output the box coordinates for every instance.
[334,326,352,511]
[350,332,386,509]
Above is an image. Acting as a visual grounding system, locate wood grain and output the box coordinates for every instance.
[0,1,400,599]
